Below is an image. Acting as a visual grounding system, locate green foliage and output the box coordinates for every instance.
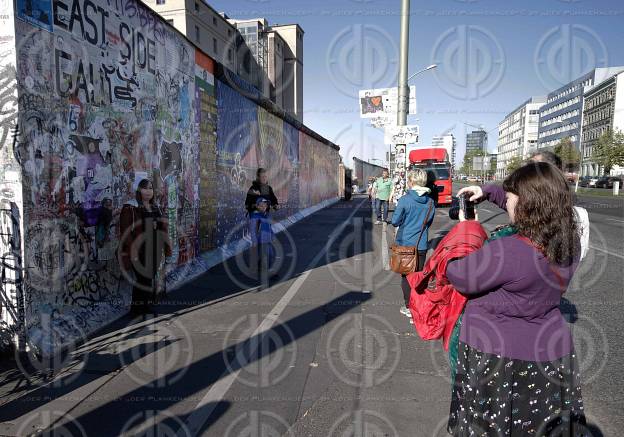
[460,149,486,175]
[592,130,624,175]
[554,137,581,172]
[505,155,523,174]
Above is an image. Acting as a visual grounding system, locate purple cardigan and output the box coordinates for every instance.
[447,237,578,361]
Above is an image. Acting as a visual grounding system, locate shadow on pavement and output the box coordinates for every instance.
[0,198,373,434]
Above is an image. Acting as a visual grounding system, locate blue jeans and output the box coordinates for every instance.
[375,199,389,221]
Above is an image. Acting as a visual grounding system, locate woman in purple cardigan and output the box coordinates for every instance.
[446,162,586,436]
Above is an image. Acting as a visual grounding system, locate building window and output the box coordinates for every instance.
[228,48,232,62]
[228,29,232,37]
[156,0,165,4]
[194,2,199,12]
[213,38,218,54]
[213,16,217,26]
[195,25,200,42]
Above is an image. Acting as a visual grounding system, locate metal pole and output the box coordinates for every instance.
[397,0,410,127]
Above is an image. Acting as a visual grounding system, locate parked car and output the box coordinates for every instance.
[596,176,624,189]
[587,177,599,188]
[466,176,479,182]
[577,176,592,187]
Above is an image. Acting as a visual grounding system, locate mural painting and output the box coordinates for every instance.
[11,0,201,354]
[0,0,339,354]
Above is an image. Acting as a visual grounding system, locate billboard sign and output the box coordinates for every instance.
[359,86,417,119]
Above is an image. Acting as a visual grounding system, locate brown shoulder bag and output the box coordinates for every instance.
[389,199,433,275]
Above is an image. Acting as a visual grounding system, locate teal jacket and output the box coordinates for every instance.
[391,190,435,251]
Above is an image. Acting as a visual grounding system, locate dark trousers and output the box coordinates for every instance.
[375,199,389,221]
[400,250,427,306]
[131,267,154,314]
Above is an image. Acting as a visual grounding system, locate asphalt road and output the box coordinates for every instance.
[0,190,621,436]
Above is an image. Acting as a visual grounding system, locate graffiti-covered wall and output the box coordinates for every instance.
[8,0,215,354]
[215,79,339,244]
[353,157,387,190]
[1,0,339,354]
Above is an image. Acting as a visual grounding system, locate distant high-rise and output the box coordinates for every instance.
[431,134,457,167]
[465,130,487,156]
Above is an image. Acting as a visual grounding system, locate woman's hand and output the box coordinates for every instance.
[457,186,484,202]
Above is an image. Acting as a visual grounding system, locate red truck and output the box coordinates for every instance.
[408,148,453,205]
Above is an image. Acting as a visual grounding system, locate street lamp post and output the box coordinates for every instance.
[397,0,411,128]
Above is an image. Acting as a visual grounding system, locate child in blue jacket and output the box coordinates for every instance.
[249,197,275,280]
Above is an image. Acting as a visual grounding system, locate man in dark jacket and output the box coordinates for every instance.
[245,168,279,214]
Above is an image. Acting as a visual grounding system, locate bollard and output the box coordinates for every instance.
[614,181,620,196]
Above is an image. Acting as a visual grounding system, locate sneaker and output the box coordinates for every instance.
[399,306,411,317]
[375,220,382,225]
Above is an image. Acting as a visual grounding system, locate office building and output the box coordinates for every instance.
[496,97,546,179]
[537,67,624,151]
[581,71,624,176]
[146,1,304,121]
[431,134,457,167]
[465,130,487,156]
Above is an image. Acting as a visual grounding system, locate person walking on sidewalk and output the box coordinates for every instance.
[446,162,586,436]
[245,168,279,215]
[391,169,435,318]
[119,178,172,315]
[373,169,393,224]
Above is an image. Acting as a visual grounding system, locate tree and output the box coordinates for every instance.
[554,137,581,172]
[505,156,523,174]
[592,130,624,175]
[460,149,486,176]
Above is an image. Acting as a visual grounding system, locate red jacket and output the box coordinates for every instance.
[407,221,488,350]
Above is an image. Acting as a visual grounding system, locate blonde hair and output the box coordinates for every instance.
[407,169,427,187]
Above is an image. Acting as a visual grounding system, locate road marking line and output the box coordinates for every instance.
[180,198,367,436]
[605,218,624,224]
[589,244,624,260]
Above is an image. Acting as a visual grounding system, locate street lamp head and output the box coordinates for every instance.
[425,64,437,70]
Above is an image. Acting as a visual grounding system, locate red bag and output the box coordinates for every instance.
[406,221,488,350]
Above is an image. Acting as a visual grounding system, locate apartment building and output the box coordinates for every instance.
[581,71,624,176]
[496,97,546,179]
[537,67,624,151]
[146,1,304,121]
[431,134,457,168]
[229,19,304,122]
[145,0,240,73]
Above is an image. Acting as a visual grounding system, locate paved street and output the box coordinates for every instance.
[0,190,622,436]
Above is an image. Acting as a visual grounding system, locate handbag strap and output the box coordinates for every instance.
[396,196,433,249]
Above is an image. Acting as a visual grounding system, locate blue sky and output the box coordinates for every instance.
[210,0,624,168]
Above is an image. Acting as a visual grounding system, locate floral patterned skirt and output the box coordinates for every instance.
[448,342,588,436]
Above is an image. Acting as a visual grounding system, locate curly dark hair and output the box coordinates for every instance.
[503,162,580,265]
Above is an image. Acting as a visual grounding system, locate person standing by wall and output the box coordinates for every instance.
[245,168,279,215]
[391,170,435,317]
[119,179,172,315]
[373,169,393,224]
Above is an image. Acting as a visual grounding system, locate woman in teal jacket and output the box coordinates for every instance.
[391,169,435,317]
